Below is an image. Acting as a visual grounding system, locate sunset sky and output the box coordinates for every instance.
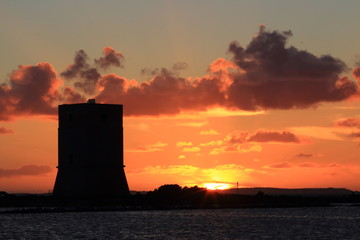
[1,0,360,193]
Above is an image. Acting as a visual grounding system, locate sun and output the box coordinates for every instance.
[203,183,232,190]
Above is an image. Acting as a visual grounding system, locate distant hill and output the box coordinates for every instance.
[218,187,354,196]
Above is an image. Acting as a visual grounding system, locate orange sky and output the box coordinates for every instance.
[1,1,360,193]
[1,96,360,193]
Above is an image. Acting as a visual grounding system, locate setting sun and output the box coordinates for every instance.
[203,183,232,190]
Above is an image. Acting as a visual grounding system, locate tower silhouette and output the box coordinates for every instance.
[53,99,129,197]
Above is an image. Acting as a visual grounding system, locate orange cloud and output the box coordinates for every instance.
[202,129,307,155]
[0,63,59,120]
[0,165,52,178]
[2,25,358,121]
[248,130,304,143]
[95,47,124,70]
[0,127,13,134]
[200,129,219,135]
[127,141,168,152]
[176,121,208,127]
[227,26,357,111]
[265,161,344,169]
[210,143,262,155]
[335,117,360,128]
[183,147,201,152]
[295,153,313,158]
[176,141,193,147]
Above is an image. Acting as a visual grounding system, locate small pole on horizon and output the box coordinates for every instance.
[237,182,239,195]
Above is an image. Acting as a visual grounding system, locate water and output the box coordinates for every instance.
[1,207,360,239]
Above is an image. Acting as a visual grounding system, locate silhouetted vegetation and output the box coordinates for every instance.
[2,185,360,213]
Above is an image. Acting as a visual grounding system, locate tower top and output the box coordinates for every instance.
[87,99,96,104]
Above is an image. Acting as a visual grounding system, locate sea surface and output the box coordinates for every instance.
[1,207,360,239]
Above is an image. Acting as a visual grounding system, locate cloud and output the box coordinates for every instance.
[127,141,168,152]
[96,66,228,116]
[335,118,360,128]
[95,47,124,70]
[0,63,59,120]
[334,118,360,139]
[0,127,13,134]
[61,49,101,95]
[227,26,357,110]
[290,126,345,141]
[295,153,313,158]
[176,141,193,147]
[183,147,201,152]
[349,132,360,138]
[210,143,262,155]
[178,155,186,159]
[0,164,52,178]
[353,66,360,81]
[199,140,223,147]
[203,129,306,155]
[176,121,208,127]
[172,62,188,71]
[266,162,293,168]
[61,47,124,96]
[225,129,306,144]
[248,130,303,143]
[200,129,219,135]
[2,26,358,120]
[266,161,344,169]
[95,49,356,114]
[141,62,188,77]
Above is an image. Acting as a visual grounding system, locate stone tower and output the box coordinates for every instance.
[53,99,129,197]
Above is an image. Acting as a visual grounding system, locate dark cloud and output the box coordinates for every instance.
[349,132,360,138]
[172,62,188,71]
[353,66,360,81]
[95,47,124,70]
[1,28,359,120]
[61,47,123,95]
[96,70,226,116]
[267,162,292,168]
[140,67,173,76]
[140,62,188,77]
[59,87,87,104]
[335,118,360,128]
[61,50,101,95]
[227,26,357,110]
[0,164,52,178]
[295,153,313,158]
[248,130,302,143]
[224,131,249,144]
[0,63,59,120]
[0,127,13,134]
[61,50,89,79]
[94,27,358,116]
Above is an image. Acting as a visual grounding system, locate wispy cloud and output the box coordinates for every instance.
[265,161,344,169]
[200,129,219,136]
[0,165,52,178]
[176,141,193,147]
[0,127,13,134]
[127,141,168,152]
[290,126,347,141]
[295,153,313,158]
[183,147,201,152]
[176,121,208,127]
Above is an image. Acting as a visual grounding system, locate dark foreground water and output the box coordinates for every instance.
[1,207,360,239]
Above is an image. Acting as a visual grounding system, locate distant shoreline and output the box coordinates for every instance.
[2,187,360,214]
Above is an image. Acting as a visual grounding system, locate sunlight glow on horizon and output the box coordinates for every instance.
[203,183,233,190]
